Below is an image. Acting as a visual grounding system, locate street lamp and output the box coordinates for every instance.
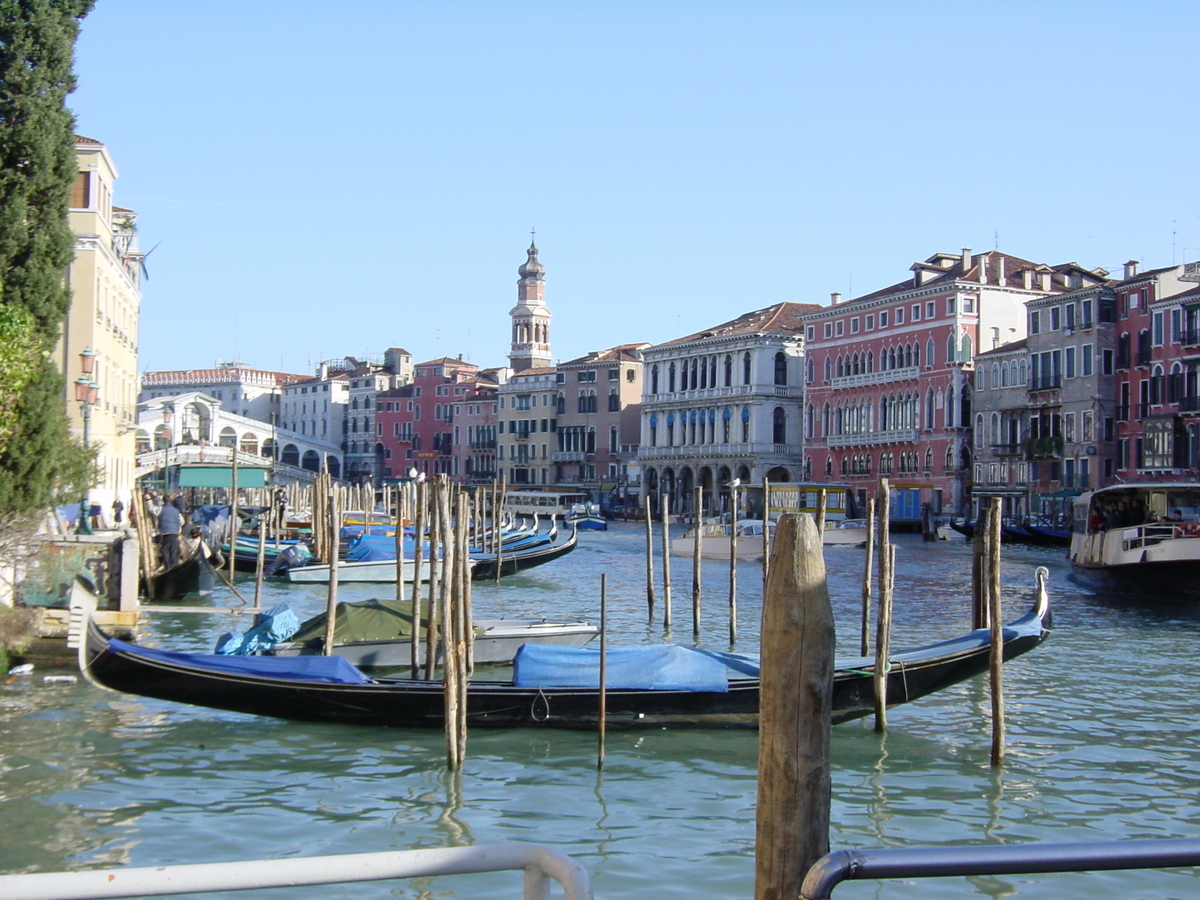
[75,348,99,535]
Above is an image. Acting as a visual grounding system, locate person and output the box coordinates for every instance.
[1169,509,1185,522]
[112,498,125,526]
[1114,500,1133,528]
[1129,498,1146,526]
[157,493,183,570]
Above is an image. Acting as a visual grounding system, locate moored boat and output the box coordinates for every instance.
[1068,483,1200,599]
[73,568,1051,730]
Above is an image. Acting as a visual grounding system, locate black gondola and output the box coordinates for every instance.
[144,546,220,601]
[74,568,1051,730]
[469,527,578,579]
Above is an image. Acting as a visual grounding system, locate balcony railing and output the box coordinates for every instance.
[1029,375,1061,391]
[469,439,496,449]
[644,385,754,403]
[1116,404,1129,421]
[638,441,796,459]
[1179,395,1200,412]
[828,428,920,448]
[991,443,1023,457]
[553,451,591,462]
[830,366,919,389]
[1025,435,1064,459]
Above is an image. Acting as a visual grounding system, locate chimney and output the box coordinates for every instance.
[1041,271,1051,291]
[1124,259,1139,280]
[830,291,842,305]
[962,247,972,272]
[1022,269,1033,291]
[996,256,1006,286]
[978,255,989,284]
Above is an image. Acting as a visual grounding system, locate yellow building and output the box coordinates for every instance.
[53,135,142,522]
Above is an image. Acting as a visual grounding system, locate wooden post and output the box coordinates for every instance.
[987,496,1005,766]
[873,478,892,731]
[227,448,239,584]
[815,488,827,539]
[253,511,267,610]
[409,481,426,678]
[321,485,340,656]
[461,491,475,676]
[761,476,771,592]
[494,475,506,583]
[692,484,702,638]
[753,513,833,900]
[972,504,989,629]
[443,481,461,770]
[661,494,672,629]
[598,572,607,769]
[728,482,738,645]
[424,482,441,681]
[644,493,655,623]
[860,496,875,657]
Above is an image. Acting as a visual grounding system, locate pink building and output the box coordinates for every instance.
[376,356,479,481]
[801,249,1078,523]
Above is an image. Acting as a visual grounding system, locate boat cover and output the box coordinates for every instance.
[214,604,301,655]
[512,644,730,692]
[107,638,371,684]
[288,598,484,644]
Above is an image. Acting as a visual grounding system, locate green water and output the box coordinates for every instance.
[3,526,1199,898]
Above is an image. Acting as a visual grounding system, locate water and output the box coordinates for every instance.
[3,525,1200,898]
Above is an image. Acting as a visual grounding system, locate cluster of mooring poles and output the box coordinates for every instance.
[752,486,1012,899]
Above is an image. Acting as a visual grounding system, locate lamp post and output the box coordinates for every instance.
[75,348,99,535]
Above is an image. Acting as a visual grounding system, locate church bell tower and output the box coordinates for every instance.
[508,239,553,372]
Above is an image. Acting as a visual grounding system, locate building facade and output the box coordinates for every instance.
[375,356,479,481]
[57,136,144,512]
[638,303,817,518]
[449,372,502,484]
[800,249,1102,522]
[497,368,559,486]
[141,363,307,424]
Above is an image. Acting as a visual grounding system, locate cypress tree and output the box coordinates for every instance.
[0,0,95,518]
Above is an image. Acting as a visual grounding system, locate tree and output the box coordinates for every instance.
[0,0,95,518]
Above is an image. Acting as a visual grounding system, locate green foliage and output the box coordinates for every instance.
[0,0,94,518]
[0,301,40,446]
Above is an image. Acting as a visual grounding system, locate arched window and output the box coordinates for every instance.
[651,364,659,394]
[925,388,934,429]
[1001,362,1010,387]
[904,344,914,368]
[945,446,955,472]
[772,406,786,444]
[741,405,751,442]
[742,352,752,385]
[668,362,676,392]
[867,351,874,372]
[945,386,955,427]
[926,338,935,367]
[924,448,933,472]
[961,333,973,363]
[806,403,815,439]
[992,363,1000,389]
[823,357,832,381]
[947,334,957,363]
[806,359,815,383]
[724,354,733,386]
[774,351,788,385]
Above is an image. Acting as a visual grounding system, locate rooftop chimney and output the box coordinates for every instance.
[1022,269,1033,291]
[978,255,988,284]
[996,256,1006,286]
[1124,259,1139,279]
[962,247,972,272]
[830,291,842,305]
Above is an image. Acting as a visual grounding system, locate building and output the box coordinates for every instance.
[638,302,817,518]
[375,355,479,481]
[509,241,552,373]
[340,349,412,484]
[800,249,1100,522]
[448,369,504,484]
[140,362,307,423]
[497,367,559,486]
[278,360,352,446]
[554,344,648,490]
[969,339,1033,520]
[56,136,144,513]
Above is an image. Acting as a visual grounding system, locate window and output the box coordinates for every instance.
[850,317,860,334]
[835,320,844,336]
[1153,311,1164,346]
[947,297,956,315]
[742,352,752,385]
[608,368,619,381]
[1050,307,1061,331]
[1082,344,1093,377]
[773,351,788,385]
[895,308,904,325]
[823,323,833,338]
[926,301,936,319]
[865,314,875,330]
[1065,346,1076,379]
[880,311,889,327]
[70,171,90,208]
[1102,348,1114,375]
[1030,311,1041,335]
[912,304,921,322]
[806,325,815,341]
[962,295,975,313]
[1082,298,1094,328]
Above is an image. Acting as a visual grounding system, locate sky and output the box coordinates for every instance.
[71,1,1200,377]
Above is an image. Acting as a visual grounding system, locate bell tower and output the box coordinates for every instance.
[508,238,552,372]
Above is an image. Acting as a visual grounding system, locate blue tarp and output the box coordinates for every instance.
[214,603,301,655]
[512,644,730,692]
[110,637,371,684]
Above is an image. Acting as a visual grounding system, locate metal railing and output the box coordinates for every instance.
[0,842,593,900]
[802,837,1200,899]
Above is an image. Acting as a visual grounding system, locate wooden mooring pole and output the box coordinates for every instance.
[692,484,702,638]
[859,496,874,657]
[728,481,739,645]
[644,493,655,623]
[754,513,833,900]
[661,494,672,629]
[873,478,893,732]
[987,496,1006,766]
[598,573,607,769]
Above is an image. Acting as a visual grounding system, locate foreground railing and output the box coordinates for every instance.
[0,842,593,900]
[801,837,1200,899]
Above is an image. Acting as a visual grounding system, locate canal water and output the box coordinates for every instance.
[3,524,1199,899]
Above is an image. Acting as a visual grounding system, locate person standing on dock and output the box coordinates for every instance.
[157,493,183,570]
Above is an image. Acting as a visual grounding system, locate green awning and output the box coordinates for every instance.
[178,466,267,488]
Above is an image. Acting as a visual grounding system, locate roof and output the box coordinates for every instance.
[414,356,477,369]
[656,302,820,348]
[141,367,308,386]
[974,338,1028,359]
[559,343,649,367]
[74,134,103,145]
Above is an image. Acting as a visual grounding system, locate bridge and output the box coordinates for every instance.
[136,392,342,487]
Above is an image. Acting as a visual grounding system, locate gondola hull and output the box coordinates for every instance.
[469,529,578,579]
[77,571,1051,730]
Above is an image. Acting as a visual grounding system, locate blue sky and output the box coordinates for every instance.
[72,1,1200,376]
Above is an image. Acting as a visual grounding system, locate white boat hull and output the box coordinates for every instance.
[286,558,423,584]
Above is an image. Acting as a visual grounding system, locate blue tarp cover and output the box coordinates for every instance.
[214,603,301,655]
[513,644,730,692]
[109,638,371,684]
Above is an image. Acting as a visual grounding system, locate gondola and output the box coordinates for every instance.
[143,545,220,601]
[468,526,578,579]
[73,568,1051,730]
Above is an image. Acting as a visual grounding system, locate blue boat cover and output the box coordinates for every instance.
[513,644,730,692]
[214,603,301,655]
[109,638,371,684]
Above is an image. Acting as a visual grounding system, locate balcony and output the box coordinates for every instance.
[828,428,919,448]
[638,441,797,460]
[1179,396,1200,413]
[1025,435,1064,460]
[830,366,919,389]
[469,439,496,449]
[992,443,1023,457]
[1182,329,1200,347]
[1029,374,1061,391]
[644,385,754,404]
[553,451,591,462]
